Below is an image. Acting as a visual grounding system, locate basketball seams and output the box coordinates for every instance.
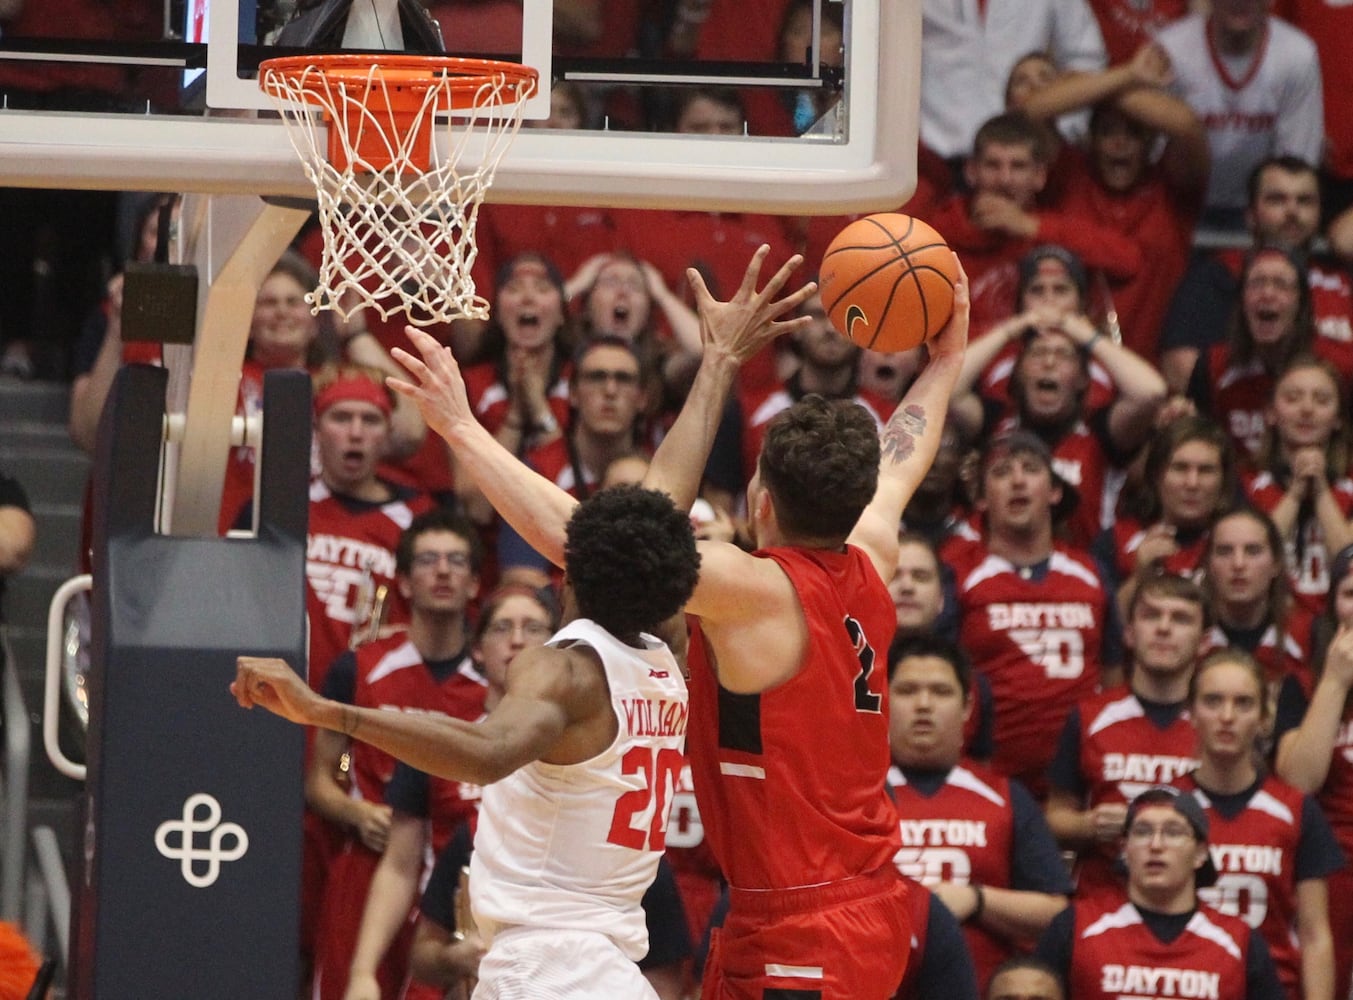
[820,214,956,353]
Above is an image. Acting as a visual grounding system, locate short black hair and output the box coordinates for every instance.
[396,506,485,575]
[986,956,1064,1000]
[1246,154,1318,208]
[759,394,880,541]
[564,485,700,637]
[887,633,971,694]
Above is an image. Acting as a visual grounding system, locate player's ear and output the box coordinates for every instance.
[398,574,413,602]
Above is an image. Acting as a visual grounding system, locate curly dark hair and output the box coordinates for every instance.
[396,506,485,576]
[758,395,880,541]
[564,485,700,638]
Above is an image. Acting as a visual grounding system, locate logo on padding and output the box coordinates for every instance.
[845,304,868,340]
[155,793,249,888]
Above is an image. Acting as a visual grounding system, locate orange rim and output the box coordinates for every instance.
[259,54,538,111]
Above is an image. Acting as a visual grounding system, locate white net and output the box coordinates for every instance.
[260,56,538,325]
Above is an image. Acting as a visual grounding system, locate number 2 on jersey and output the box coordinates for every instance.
[844,615,882,713]
[606,746,684,851]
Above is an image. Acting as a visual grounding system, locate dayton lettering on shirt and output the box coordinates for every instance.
[987,602,1096,629]
[307,534,398,577]
[1101,964,1221,999]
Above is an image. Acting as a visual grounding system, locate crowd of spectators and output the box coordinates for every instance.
[8,1,1353,998]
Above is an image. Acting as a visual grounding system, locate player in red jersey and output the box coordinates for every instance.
[887,635,1070,992]
[1045,573,1206,902]
[308,508,486,1000]
[948,429,1113,798]
[381,245,969,998]
[1180,649,1343,1000]
[1036,785,1284,1000]
[1275,546,1353,1000]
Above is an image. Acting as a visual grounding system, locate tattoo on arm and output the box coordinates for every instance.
[880,404,926,465]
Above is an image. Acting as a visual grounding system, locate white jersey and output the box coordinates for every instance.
[921,0,1106,158]
[469,618,687,961]
[1156,13,1323,216]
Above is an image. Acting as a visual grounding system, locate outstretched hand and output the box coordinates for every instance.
[232,656,321,726]
[687,245,817,366]
[387,327,478,446]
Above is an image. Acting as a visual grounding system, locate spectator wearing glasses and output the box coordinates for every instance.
[1035,785,1284,1000]
[307,508,487,1000]
[499,336,652,577]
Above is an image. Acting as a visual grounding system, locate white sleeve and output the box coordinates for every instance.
[1051,0,1108,73]
[1274,38,1325,167]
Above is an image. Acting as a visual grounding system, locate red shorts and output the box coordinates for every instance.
[701,866,912,1000]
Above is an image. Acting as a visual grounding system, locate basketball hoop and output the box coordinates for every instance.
[259,54,538,325]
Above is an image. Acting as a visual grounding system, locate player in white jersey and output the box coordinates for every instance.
[234,484,701,999]
[1155,5,1322,225]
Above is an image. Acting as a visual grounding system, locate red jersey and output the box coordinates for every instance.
[951,539,1108,798]
[1067,898,1254,1000]
[1056,147,1200,360]
[1107,517,1210,584]
[1087,0,1191,64]
[1066,689,1199,900]
[344,636,487,805]
[991,411,1120,549]
[686,545,900,890]
[1177,773,1334,997]
[476,203,620,288]
[1245,470,1353,618]
[926,194,1144,335]
[1198,347,1272,459]
[888,761,1017,987]
[460,359,571,437]
[1199,623,1310,706]
[304,481,435,691]
[1317,712,1353,861]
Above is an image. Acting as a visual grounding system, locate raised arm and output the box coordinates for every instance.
[1275,625,1353,792]
[388,327,577,568]
[1056,313,1167,452]
[234,645,598,786]
[848,257,970,581]
[949,308,1041,438]
[643,245,815,511]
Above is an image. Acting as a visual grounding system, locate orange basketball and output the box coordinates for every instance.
[819,214,958,353]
